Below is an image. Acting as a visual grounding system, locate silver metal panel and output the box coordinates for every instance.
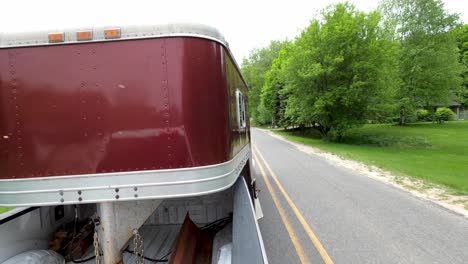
[96,200,162,264]
[146,190,232,225]
[232,177,268,264]
[254,197,264,220]
[0,23,226,48]
[0,144,250,206]
[212,224,233,264]
[0,206,75,262]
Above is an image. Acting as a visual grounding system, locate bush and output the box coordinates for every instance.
[416,109,431,121]
[434,107,455,123]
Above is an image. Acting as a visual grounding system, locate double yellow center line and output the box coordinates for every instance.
[253,144,334,264]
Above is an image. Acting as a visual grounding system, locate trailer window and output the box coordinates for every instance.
[236,90,246,129]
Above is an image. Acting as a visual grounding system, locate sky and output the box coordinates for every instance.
[1,0,467,63]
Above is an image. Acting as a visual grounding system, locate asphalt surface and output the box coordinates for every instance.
[251,128,468,264]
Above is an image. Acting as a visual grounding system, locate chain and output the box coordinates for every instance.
[92,216,101,264]
[93,230,101,264]
[133,229,145,264]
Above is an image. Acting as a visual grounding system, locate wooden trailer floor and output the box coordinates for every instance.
[68,224,180,264]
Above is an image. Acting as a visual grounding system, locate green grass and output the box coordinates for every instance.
[272,121,468,194]
[0,207,13,214]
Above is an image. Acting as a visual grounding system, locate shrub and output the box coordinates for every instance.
[434,107,455,123]
[416,109,431,121]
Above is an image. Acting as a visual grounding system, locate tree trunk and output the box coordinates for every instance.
[314,124,330,138]
[336,130,343,142]
[399,106,405,126]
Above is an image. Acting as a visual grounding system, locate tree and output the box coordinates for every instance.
[380,0,462,124]
[283,3,399,139]
[256,103,273,125]
[261,42,292,127]
[454,24,468,106]
[241,41,285,125]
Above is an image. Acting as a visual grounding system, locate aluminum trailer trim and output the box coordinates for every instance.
[0,23,227,48]
[0,23,247,87]
[233,177,269,264]
[0,144,250,207]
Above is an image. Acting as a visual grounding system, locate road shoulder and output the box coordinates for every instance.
[258,128,468,219]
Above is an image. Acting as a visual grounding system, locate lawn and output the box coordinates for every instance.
[0,207,13,214]
[272,121,468,194]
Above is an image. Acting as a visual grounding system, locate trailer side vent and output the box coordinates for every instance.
[236,90,246,129]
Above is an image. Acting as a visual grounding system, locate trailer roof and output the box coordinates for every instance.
[0,23,249,89]
[0,23,227,48]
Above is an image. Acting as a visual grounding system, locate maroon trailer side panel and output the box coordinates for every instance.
[0,37,248,179]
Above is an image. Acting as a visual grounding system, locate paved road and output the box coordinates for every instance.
[251,128,468,264]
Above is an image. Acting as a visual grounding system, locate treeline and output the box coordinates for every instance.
[242,0,468,140]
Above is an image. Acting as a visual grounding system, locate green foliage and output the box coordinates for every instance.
[434,107,456,122]
[241,41,285,125]
[282,3,399,139]
[261,42,292,128]
[255,103,272,126]
[454,24,468,105]
[380,0,463,124]
[416,109,431,121]
[243,0,464,135]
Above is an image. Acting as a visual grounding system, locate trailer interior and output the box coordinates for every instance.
[0,177,264,264]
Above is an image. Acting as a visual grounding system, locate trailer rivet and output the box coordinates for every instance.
[115,188,119,193]
[134,194,138,198]
[134,187,138,191]
[78,190,82,195]
[60,198,64,203]
[78,197,82,202]
[59,191,64,196]
[115,195,120,199]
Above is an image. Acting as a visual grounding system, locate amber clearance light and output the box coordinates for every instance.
[76,31,92,41]
[104,28,121,39]
[48,32,64,43]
